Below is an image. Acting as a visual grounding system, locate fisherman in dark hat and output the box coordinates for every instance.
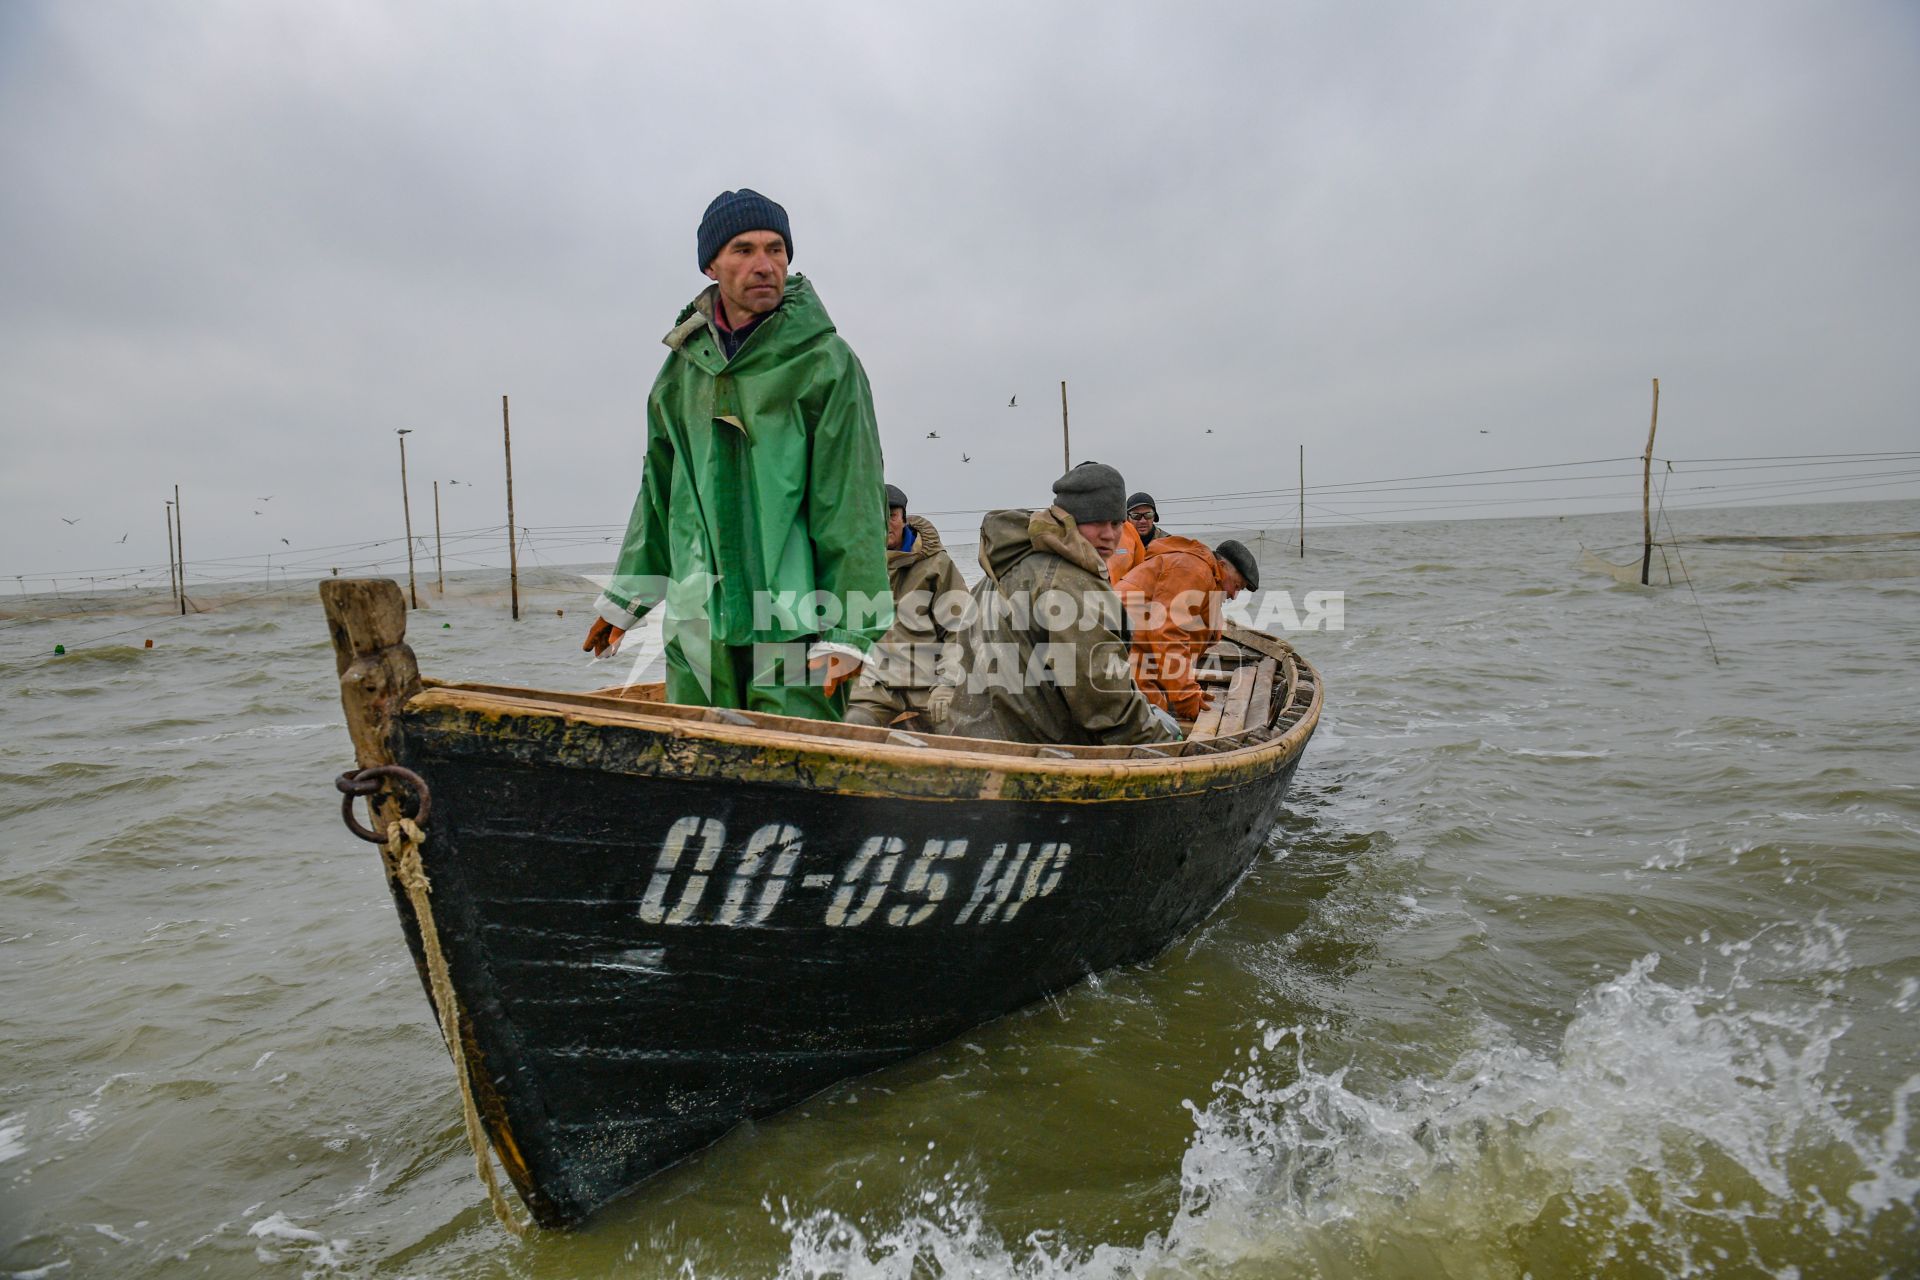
[583,190,889,719]
[846,484,967,729]
[1107,490,1168,584]
[938,462,1180,746]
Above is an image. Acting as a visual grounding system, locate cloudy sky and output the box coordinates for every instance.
[2,0,1915,584]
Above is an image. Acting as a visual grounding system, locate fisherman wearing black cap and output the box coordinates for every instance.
[846,484,967,729]
[938,462,1181,747]
[583,190,889,719]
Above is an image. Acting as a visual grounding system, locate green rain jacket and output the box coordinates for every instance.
[595,275,892,656]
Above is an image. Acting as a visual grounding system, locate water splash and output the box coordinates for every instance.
[766,921,1919,1278]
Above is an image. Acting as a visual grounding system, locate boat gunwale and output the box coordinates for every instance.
[402,644,1321,790]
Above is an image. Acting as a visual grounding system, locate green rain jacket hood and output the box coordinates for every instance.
[597,274,892,653]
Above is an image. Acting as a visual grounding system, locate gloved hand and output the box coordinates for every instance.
[583,618,626,657]
[807,650,863,697]
[925,683,957,732]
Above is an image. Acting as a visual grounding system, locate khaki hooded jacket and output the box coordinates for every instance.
[866,514,967,690]
[944,507,1179,748]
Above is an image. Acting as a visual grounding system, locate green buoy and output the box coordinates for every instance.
[54,644,65,655]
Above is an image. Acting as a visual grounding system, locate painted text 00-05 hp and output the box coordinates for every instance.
[637,817,1070,929]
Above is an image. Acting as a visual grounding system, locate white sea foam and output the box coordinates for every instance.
[764,919,1919,1279]
[247,1212,348,1269]
[0,1115,27,1164]
[3,1263,71,1279]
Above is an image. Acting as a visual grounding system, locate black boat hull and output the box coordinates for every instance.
[393,712,1307,1225]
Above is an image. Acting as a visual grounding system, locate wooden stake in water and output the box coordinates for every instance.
[174,484,187,616]
[503,394,520,621]
[164,501,180,611]
[397,429,420,609]
[1298,445,1305,559]
[1060,381,1070,472]
[1640,377,1661,586]
[433,480,445,594]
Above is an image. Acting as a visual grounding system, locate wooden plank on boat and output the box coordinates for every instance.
[1192,665,1251,740]
[1243,658,1277,734]
[1212,665,1259,738]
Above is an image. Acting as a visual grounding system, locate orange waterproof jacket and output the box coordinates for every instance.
[1115,535,1225,720]
[1107,520,1147,584]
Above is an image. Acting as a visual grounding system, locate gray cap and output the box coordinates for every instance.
[885,483,909,511]
[1214,540,1259,591]
[1125,491,1158,516]
[1052,461,1126,524]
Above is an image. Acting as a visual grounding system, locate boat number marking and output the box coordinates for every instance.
[636,819,1070,928]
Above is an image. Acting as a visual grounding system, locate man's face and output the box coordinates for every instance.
[1128,506,1156,538]
[1219,562,1247,598]
[1079,519,1124,559]
[886,506,906,551]
[703,231,789,319]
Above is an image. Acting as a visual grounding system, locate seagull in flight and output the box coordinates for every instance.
[254,510,263,515]
[280,538,290,545]
[117,533,128,543]
[926,431,940,439]
[449,479,462,485]
[61,517,80,524]
[961,453,972,463]
[1479,429,1489,434]
[1007,396,1017,408]
[258,495,273,502]
[1205,428,1214,434]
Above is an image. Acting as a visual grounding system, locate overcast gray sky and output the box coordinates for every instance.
[3,0,1916,584]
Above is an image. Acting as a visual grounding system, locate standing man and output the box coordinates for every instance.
[582,189,890,719]
[942,462,1181,747]
[1117,537,1258,721]
[1107,491,1167,584]
[844,484,968,729]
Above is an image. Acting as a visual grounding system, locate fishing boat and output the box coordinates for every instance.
[321,577,1323,1228]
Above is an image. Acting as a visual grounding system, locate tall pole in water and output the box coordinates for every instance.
[397,429,420,609]
[503,394,520,620]
[1060,381,1070,472]
[174,484,187,615]
[1298,445,1305,559]
[164,501,180,610]
[1640,377,1661,586]
[433,480,445,594]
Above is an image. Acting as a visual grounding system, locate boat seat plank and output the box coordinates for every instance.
[1189,673,1234,740]
[1209,665,1259,738]
[1244,658,1278,734]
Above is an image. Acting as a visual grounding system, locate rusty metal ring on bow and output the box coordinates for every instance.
[336,765,432,843]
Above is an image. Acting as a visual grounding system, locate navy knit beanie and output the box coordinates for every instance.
[697,189,793,270]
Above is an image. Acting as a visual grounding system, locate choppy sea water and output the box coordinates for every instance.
[3,500,1918,1278]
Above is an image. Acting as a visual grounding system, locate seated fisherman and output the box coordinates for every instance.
[1116,536,1258,722]
[1107,490,1168,584]
[845,484,967,729]
[940,462,1181,747]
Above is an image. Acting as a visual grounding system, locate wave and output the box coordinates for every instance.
[764,919,1919,1278]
